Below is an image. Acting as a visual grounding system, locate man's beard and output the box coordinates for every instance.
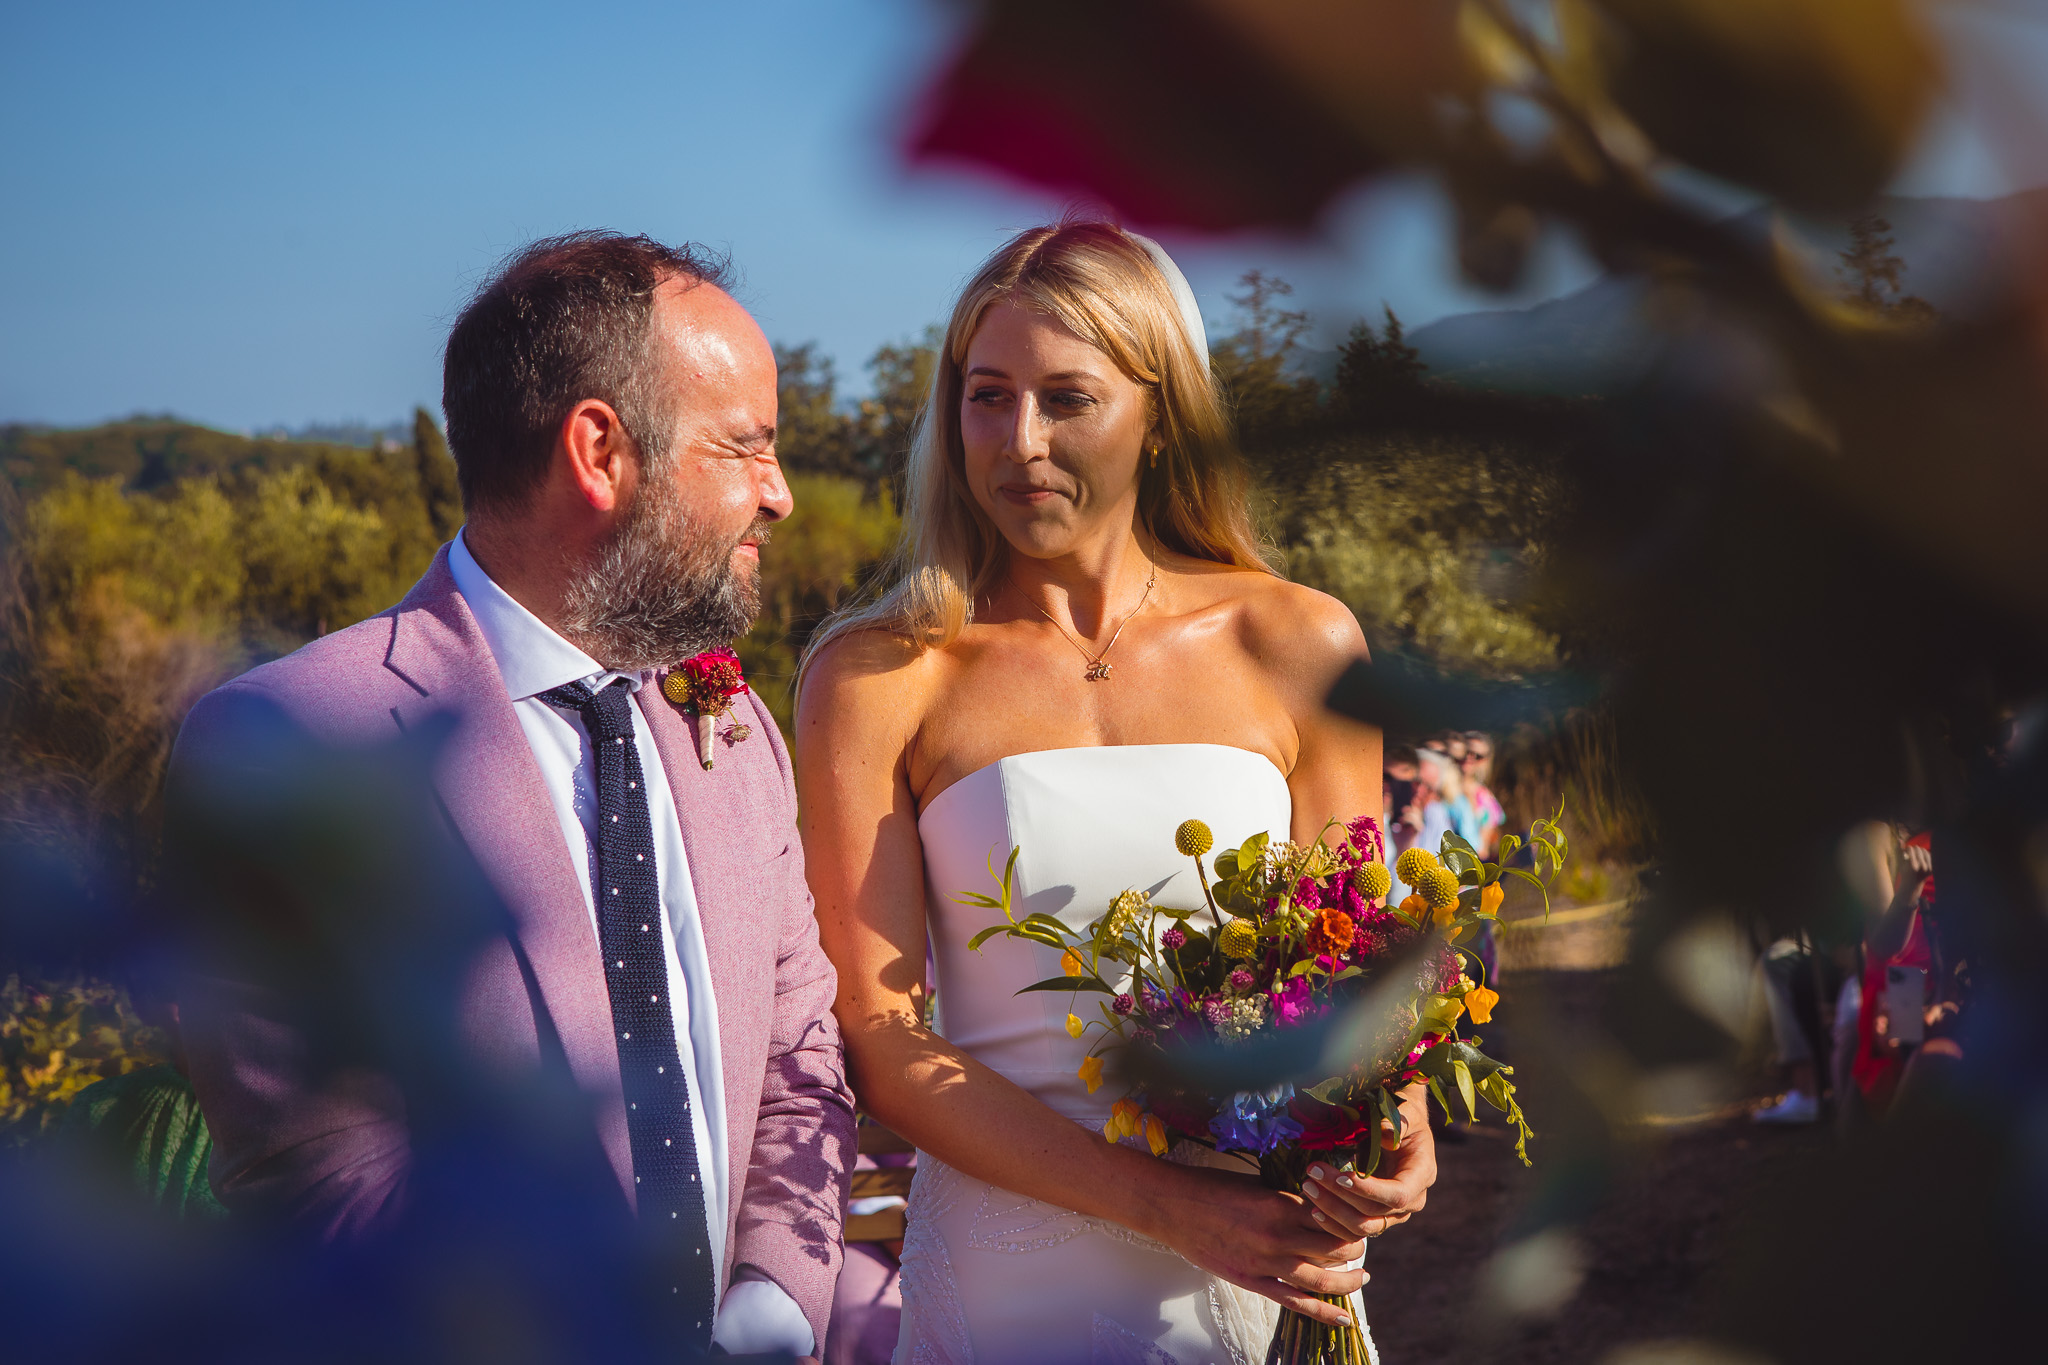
[557,474,767,674]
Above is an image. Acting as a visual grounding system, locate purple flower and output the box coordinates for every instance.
[1203,996,1232,1026]
[1112,993,1135,1016]
[1209,1084,1305,1155]
[1271,976,1317,1027]
[1228,968,1255,993]
[1293,879,1324,911]
[1162,926,1187,951]
[1348,815,1386,864]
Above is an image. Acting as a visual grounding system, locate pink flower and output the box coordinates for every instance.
[1161,926,1187,951]
[1112,993,1135,1016]
[1228,968,1254,992]
[1203,997,1232,1026]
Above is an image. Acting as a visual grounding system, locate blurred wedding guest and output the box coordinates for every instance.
[1849,829,1935,1122]
[1753,937,1823,1124]
[1384,745,1424,900]
[1460,732,1505,858]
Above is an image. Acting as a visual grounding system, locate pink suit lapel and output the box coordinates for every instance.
[382,552,633,1200]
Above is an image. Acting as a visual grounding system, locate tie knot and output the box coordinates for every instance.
[541,679,636,740]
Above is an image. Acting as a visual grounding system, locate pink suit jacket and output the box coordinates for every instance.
[169,545,855,1346]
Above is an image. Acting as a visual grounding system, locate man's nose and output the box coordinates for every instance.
[756,456,794,522]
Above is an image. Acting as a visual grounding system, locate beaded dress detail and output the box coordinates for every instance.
[899,745,1377,1365]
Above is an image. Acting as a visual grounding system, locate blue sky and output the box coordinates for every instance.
[2,0,2040,431]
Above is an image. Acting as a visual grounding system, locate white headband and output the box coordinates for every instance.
[1127,232,1210,370]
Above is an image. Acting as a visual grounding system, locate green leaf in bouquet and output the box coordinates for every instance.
[1356,1123,1384,1180]
[1155,903,1202,919]
[1451,1057,1478,1121]
[1375,1083,1404,1141]
[1018,912,1075,936]
[954,892,1005,909]
[1016,975,1116,995]
[1287,959,1320,980]
[1425,1075,1452,1120]
[967,924,1012,952]
[1331,965,1364,982]
[1016,924,1069,951]
[1303,1075,1347,1104]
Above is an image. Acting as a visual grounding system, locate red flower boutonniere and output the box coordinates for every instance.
[660,647,750,769]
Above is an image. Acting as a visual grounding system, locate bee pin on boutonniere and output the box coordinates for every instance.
[661,647,749,770]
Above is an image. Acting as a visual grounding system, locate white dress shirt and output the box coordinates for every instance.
[448,532,813,1357]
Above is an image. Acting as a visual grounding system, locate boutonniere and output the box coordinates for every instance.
[660,646,751,770]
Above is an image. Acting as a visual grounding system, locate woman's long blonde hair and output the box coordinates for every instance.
[802,220,1275,673]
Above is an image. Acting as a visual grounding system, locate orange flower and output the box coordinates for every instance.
[1105,1098,1143,1142]
[1078,1056,1105,1093]
[1399,893,1430,918]
[1061,949,1087,976]
[1466,985,1500,1025]
[1143,1114,1169,1157]
[1305,907,1355,957]
[1431,899,1459,929]
[1479,883,1504,918]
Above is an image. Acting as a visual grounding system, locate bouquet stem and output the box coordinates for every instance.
[1264,1293,1369,1364]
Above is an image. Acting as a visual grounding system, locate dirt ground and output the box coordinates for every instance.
[1360,963,1825,1365]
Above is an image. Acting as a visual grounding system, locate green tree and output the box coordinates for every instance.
[856,326,941,496]
[1334,305,1427,419]
[412,407,463,542]
[1837,212,1935,320]
[1210,270,1320,441]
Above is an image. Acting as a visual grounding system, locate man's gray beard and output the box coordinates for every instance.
[557,476,765,674]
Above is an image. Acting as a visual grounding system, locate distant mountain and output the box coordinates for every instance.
[1403,189,2048,397]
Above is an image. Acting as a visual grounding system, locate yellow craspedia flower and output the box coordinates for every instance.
[1219,917,1260,960]
[1078,1055,1105,1093]
[1143,1113,1169,1157]
[1466,984,1500,1025]
[1416,866,1461,911]
[1066,1013,1084,1039]
[1175,819,1214,858]
[1395,846,1440,887]
[1355,861,1392,903]
[1061,949,1087,977]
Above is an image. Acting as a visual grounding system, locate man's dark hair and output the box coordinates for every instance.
[442,231,730,517]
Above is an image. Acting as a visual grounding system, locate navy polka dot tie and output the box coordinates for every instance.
[541,679,717,1350]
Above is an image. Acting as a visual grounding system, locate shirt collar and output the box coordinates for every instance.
[448,530,646,702]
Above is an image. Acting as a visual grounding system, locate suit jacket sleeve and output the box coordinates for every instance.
[168,680,414,1240]
[730,690,858,1349]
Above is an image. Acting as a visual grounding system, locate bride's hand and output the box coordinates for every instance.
[1299,1083,1437,1238]
[1138,1161,1368,1327]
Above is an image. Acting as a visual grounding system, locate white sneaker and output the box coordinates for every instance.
[1752,1089,1819,1124]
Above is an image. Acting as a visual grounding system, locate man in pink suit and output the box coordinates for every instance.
[170,233,853,1359]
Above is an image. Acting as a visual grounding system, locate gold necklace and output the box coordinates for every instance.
[1014,560,1158,681]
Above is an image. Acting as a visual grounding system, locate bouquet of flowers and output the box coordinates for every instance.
[964,810,1566,1364]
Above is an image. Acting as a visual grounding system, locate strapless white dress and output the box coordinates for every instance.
[898,744,1377,1365]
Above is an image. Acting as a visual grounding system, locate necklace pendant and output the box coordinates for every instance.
[1085,661,1112,681]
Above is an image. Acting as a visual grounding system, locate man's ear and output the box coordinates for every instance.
[560,399,636,513]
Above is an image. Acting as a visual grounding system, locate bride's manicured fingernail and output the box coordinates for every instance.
[1336,1174,1354,1188]
[1312,1208,1327,1224]
[1302,1177,1321,1197]
[1309,1164,1327,1180]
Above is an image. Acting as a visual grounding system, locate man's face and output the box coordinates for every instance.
[558,278,792,672]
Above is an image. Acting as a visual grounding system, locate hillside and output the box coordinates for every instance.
[1406,188,2048,396]
[0,418,358,496]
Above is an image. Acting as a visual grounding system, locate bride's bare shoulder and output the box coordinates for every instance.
[796,627,945,747]
[1189,566,1368,674]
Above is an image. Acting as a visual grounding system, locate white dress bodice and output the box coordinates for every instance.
[918,744,1292,1123]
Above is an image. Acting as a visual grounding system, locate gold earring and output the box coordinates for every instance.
[1149,445,1162,469]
